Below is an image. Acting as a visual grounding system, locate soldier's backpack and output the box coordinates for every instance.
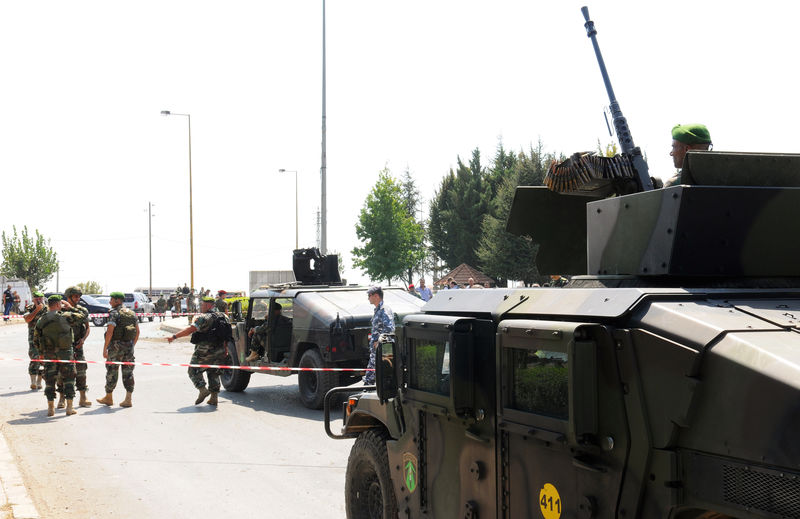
[37,312,73,350]
[111,307,138,341]
[190,312,232,346]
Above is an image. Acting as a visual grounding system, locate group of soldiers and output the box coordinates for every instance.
[24,287,140,416]
[24,285,232,416]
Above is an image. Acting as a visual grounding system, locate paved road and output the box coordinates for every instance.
[0,318,355,519]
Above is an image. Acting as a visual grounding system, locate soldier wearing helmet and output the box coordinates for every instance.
[23,291,47,390]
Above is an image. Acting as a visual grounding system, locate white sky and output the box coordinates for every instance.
[1,1,798,293]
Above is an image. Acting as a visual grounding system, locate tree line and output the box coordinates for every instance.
[351,141,558,287]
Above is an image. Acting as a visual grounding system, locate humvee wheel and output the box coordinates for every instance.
[298,348,336,409]
[221,343,251,392]
[346,429,398,519]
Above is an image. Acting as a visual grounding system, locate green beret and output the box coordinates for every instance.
[202,296,215,302]
[64,286,82,297]
[672,124,711,145]
[47,294,62,303]
[33,291,44,298]
[109,291,125,299]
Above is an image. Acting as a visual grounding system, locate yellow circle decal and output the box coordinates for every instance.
[539,483,562,519]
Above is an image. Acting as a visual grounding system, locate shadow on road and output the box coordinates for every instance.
[219,384,347,422]
[6,409,73,425]
[0,390,41,398]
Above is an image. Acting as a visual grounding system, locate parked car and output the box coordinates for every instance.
[80,295,112,327]
[123,292,156,322]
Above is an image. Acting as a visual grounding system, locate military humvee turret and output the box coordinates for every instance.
[222,248,424,409]
[322,8,800,519]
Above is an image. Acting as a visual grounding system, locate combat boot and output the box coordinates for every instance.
[245,351,260,362]
[47,401,55,417]
[65,400,76,416]
[30,374,37,390]
[119,391,133,408]
[207,392,218,406]
[57,394,65,409]
[36,374,42,389]
[78,390,92,407]
[96,393,114,406]
[195,387,211,404]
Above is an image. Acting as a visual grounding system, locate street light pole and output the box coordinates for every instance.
[320,0,327,254]
[279,169,298,250]
[160,110,194,291]
[148,201,153,298]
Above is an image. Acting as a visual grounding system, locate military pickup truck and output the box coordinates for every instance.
[222,248,425,409]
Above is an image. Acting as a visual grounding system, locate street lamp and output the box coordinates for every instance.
[160,110,194,290]
[279,169,298,250]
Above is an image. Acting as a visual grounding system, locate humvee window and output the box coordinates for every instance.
[251,299,269,320]
[409,337,450,396]
[509,349,568,419]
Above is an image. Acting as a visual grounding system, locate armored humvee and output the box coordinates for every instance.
[322,9,800,519]
[222,248,424,409]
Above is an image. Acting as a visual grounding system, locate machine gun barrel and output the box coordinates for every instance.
[581,6,653,191]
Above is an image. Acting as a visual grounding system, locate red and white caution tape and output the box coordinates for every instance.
[4,312,200,320]
[0,357,371,372]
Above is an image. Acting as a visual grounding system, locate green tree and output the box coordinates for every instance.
[76,280,103,295]
[352,168,425,285]
[399,169,426,285]
[1,226,59,291]
[428,148,489,269]
[476,143,551,286]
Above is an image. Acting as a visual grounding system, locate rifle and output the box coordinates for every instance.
[581,6,653,191]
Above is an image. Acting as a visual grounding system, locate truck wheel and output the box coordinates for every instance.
[298,349,336,409]
[346,429,398,519]
[221,343,251,392]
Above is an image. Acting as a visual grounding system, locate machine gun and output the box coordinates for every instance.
[544,7,654,196]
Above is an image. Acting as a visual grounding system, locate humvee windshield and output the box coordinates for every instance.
[409,336,451,396]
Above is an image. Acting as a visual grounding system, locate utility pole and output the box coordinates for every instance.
[320,0,328,253]
[148,202,153,298]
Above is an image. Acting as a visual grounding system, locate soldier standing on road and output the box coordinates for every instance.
[23,291,47,389]
[34,295,81,416]
[167,296,231,406]
[173,290,182,318]
[12,291,20,314]
[364,286,394,385]
[96,292,139,408]
[155,295,167,322]
[59,287,92,408]
[2,284,12,321]
[186,288,197,324]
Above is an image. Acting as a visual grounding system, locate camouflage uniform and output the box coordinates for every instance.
[61,304,90,392]
[186,291,197,324]
[34,309,82,401]
[364,301,395,384]
[24,302,47,376]
[155,296,167,322]
[188,309,230,392]
[104,305,138,394]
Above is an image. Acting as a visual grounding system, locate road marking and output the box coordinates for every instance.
[0,428,39,519]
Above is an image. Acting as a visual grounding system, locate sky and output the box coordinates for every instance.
[1,1,798,294]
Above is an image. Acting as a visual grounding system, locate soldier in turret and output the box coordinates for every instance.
[34,295,83,416]
[666,123,712,186]
[96,291,139,407]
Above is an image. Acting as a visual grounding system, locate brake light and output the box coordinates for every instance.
[135,301,139,309]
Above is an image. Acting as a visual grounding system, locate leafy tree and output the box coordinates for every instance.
[76,281,103,295]
[399,169,426,285]
[1,226,59,291]
[428,148,489,270]
[476,143,551,286]
[352,168,425,285]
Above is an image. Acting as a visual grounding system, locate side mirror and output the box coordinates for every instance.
[231,300,243,322]
[375,333,398,404]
